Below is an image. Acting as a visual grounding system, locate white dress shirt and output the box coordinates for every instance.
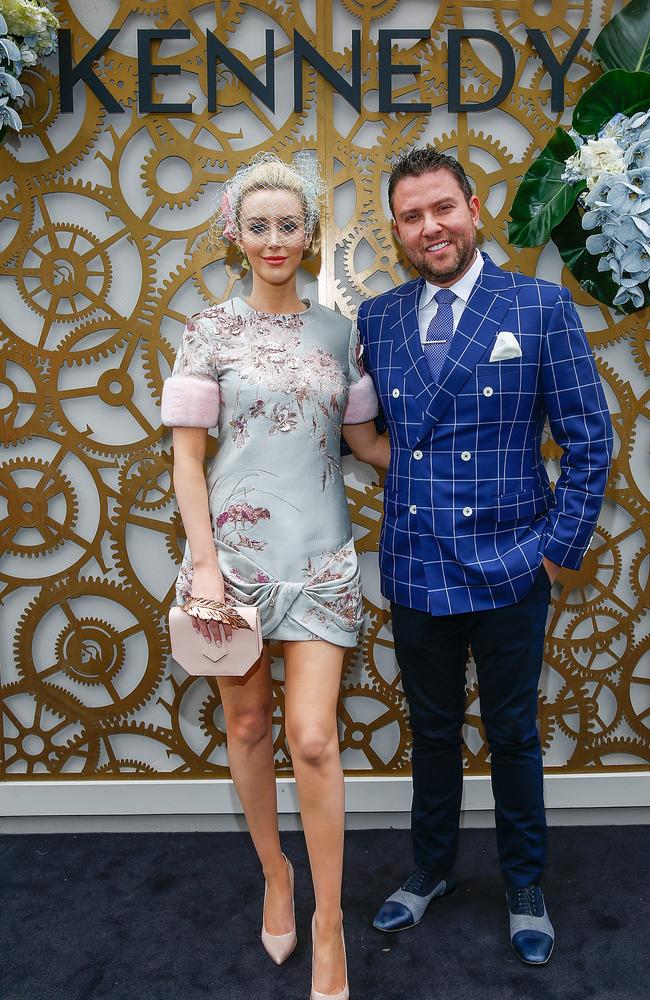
[418,249,484,343]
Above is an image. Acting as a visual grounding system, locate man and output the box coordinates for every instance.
[357,147,613,964]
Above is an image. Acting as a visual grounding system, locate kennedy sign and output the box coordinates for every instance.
[58,27,589,117]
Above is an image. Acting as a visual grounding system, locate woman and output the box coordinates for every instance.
[161,153,389,1000]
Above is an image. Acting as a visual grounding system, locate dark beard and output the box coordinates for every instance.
[407,233,477,284]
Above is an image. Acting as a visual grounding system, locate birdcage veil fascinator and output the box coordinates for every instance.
[212,151,327,256]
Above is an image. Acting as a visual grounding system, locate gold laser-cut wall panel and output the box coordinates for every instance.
[0,0,648,780]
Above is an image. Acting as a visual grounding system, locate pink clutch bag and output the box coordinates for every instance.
[169,599,262,677]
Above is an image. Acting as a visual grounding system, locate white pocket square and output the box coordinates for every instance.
[489,331,522,362]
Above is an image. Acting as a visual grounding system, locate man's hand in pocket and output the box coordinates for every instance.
[542,556,562,584]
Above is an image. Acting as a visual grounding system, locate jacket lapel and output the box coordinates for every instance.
[387,276,435,408]
[418,256,520,439]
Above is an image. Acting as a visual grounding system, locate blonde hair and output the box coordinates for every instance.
[214,152,325,257]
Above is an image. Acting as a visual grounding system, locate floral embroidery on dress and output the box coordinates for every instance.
[236,536,267,551]
[215,502,271,531]
[176,560,194,603]
[215,499,271,552]
[172,302,364,646]
[209,471,299,558]
[179,307,347,406]
[300,543,362,631]
[302,590,362,631]
[230,414,249,448]
[308,545,354,585]
[269,402,299,434]
[176,308,350,490]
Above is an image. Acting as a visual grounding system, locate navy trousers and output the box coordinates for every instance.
[391,566,552,888]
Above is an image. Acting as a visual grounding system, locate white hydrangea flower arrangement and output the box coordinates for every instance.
[508,0,650,315]
[0,0,59,138]
[561,112,650,310]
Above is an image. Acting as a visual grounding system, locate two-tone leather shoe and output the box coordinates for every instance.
[506,884,554,965]
[373,869,457,932]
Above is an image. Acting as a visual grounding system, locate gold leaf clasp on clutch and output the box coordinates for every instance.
[179,597,253,631]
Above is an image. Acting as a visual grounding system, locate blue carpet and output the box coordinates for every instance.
[0,826,647,1000]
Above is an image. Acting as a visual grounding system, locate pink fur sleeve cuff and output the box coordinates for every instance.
[343,373,379,424]
[161,376,220,428]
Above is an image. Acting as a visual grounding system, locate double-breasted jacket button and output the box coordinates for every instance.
[392,388,400,398]
[461,451,471,462]
[409,504,417,515]
[483,386,494,397]
[413,449,423,460]
[462,506,473,517]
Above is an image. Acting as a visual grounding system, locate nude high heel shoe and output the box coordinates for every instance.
[261,854,297,965]
[310,914,349,1000]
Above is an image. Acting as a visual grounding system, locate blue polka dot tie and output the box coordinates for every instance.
[423,288,457,384]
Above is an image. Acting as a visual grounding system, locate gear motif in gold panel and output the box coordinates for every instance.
[189,673,291,774]
[338,683,411,773]
[624,634,650,749]
[49,0,143,106]
[15,224,113,323]
[1,178,158,356]
[14,578,168,723]
[0,340,51,445]
[50,325,167,457]
[0,455,112,610]
[0,0,648,780]
[0,680,85,776]
[49,720,199,777]
[111,450,184,612]
[0,65,105,182]
[450,0,597,127]
[145,0,319,166]
[156,673,238,776]
[96,121,223,251]
[0,458,78,559]
[554,527,622,613]
[461,683,490,772]
[0,178,34,268]
[548,645,622,752]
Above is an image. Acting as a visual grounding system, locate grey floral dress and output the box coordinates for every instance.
[163,297,374,647]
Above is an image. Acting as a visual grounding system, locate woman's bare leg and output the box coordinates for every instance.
[218,645,293,934]
[284,639,347,994]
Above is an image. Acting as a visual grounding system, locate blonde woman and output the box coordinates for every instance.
[161,154,389,999]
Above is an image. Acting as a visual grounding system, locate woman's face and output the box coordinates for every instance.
[238,188,307,285]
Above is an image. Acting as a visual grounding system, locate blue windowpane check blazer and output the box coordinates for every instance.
[357,255,614,616]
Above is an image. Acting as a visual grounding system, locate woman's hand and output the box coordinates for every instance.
[189,564,232,645]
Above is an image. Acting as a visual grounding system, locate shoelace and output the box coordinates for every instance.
[510,885,544,917]
[402,870,434,896]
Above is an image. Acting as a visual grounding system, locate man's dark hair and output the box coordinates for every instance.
[388,147,473,215]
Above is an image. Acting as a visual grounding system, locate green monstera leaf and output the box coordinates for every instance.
[551,206,621,309]
[507,129,585,247]
[593,0,650,74]
[552,206,650,314]
[573,70,650,137]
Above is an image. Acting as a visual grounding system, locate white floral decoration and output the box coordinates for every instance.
[0,1,59,135]
[561,111,650,309]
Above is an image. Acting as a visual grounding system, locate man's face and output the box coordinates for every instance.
[391,169,480,286]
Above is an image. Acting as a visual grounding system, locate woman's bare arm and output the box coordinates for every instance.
[172,426,228,641]
[342,420,390,470]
